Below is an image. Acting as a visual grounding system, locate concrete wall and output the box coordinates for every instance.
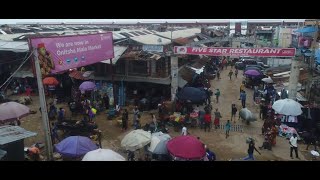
[278,27,294,48]
[267,58,292,67]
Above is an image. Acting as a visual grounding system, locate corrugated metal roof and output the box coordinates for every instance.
[156,28,201,39]
[0,41,29,52]
[0,149,6,160]
[0,29,7,35]
[113,32,127,40]
[131,34,171,45]
[101,46,128,64]
[0,125,37,145]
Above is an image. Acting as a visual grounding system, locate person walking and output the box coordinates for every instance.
[133,106,140,126]
[57,107,65,122]
[214,108,222,129]
[204,111,212,132]
[231,104,237,122]
[217,70,221,80]
[122,109,129,131]
[215,89,221,103]
[198,110,205,129]
[235,68,238,78]
[289,133,300,159]
[240,82,245,94]
[243,139,261,161]
[228,70,233,80]
[151,113,158,132]
[225,120,231,138]
[240,91,247,108]
[181,126,188,136]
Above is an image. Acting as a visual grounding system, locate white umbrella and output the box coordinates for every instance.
[121,129,151,151]
[82,149,125,161]
[239,108,256,122]
[261,76,273,83]
[148,132,171,155]
[0,102,30,123]
[272,98,303,116]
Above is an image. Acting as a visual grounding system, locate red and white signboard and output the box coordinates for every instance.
[174,46,296,57]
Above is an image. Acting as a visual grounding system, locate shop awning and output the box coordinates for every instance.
[0,125,37,145]
[101,46,127,64]
[294,26,318,33]
[12,70,34,78]
[0,41,29,53]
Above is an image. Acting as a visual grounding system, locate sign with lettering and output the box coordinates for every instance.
[142,45,163,53]
[29,33,114,76]
[174,46,296,57]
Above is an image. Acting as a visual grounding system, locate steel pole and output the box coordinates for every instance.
[33,48,54,161]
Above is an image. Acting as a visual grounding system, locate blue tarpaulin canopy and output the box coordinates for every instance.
[316,49,320,64]
[294,26,318,33]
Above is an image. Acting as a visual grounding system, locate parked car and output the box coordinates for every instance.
[245,65,265,72]
[257,62,270,68]
[235,59,258,70]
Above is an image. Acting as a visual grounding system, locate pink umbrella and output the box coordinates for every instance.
[0,102,30,123]
[244,69,262,76]
[166,135,206,160]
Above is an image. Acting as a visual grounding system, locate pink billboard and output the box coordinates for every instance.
[29,33,114,76]
[174,46,296,57]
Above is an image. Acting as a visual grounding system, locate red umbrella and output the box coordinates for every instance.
[43,77,59,86]
[166,135,206,160]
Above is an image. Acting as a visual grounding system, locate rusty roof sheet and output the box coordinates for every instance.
[173,37,191,45]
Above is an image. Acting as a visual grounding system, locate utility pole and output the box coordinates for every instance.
[33,48,54,161]
[306,19,319,101]
[169,28,178,102]
[288,55,301,100]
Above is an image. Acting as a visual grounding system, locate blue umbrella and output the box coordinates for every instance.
[176,87,208,103]
[148,132,171,155]
[55,136,98,158]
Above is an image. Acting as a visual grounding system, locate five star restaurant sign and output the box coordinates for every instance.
[29,33,114,76]
[174,46,296,57]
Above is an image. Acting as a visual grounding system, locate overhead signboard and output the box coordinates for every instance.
[29,33,114,77]
[142,45,163,53]
[174,46,296,57]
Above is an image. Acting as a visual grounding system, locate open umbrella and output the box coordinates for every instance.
[0,102,30,123]
[239,108,257,122]
[244,66,263,74]
[272,98,303,116]
[55,136,98,158]
[261,76,273,83]
[244,69,262,76]
[166,135,206,160]
[121,129,151,151]
[82,149,125,161]
[79,81,96,92]
[148,132,171,155]
[176,87,208,103]
[43,77,59,86]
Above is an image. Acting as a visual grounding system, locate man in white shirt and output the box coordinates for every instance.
[181,126,187,136]
[289,133,299,159]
